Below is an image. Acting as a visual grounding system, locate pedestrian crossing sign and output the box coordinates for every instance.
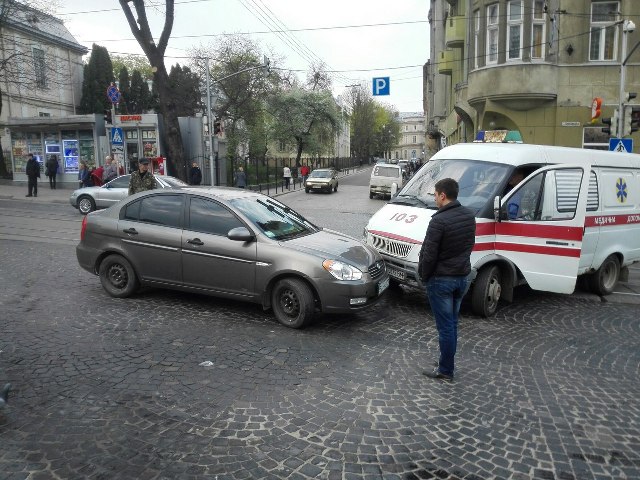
[111,127,123,146]
[609,138,633,153]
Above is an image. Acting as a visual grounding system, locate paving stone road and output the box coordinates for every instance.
[2,230,639,479]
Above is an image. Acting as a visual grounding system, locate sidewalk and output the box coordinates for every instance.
[0,180,71,204]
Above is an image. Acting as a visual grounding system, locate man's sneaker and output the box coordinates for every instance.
[422,367,453,381]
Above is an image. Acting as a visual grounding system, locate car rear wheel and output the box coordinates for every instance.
[99,254,139,298]
[78,195,96,215]
[271,278,314,328]
[588,254,620,295]
[369,191,374,199]
[471,265,501,317]
[334,183,338,192]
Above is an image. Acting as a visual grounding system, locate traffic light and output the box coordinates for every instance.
[213,118,222,135]
[602,110,618,136]
[623,105,640,136]
[625,92,638,102]
[104,109,112,124]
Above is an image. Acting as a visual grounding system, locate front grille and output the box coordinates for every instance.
[368,260,386,279]
[369,233,414,258]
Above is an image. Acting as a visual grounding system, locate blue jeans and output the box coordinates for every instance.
[426,275,469,377]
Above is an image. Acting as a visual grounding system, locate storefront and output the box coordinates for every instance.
[109,114,165,174]
[8,115,106,186]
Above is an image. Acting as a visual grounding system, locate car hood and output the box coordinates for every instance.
[366,204,436,243]
[284,229,378,268]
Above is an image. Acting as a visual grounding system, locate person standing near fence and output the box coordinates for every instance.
[235,166,247,188]
[300,163,310,185]
[283,165,291,189]
[190,161,202,185]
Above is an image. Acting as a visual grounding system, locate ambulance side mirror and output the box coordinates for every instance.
[494,196,502,222]
[391,182,398,197]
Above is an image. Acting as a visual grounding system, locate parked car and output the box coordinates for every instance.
[305,168,339,193]
[69,174,188,214]
[76,187,389,328]
[369,164,404,199]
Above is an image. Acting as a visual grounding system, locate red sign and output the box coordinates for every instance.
[118,115,143,122]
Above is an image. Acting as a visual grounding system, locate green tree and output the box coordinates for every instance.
[111,54,153,80]
[128,69,150,114]
[168,64,202,117]
[120,0,186,181]
[349,84,377,162]
[117,66,130,114]
[79,44,114,114]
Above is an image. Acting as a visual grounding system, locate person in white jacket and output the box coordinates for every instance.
[283,165,291,189]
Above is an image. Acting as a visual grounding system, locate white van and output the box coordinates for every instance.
[364,143,640,316]
[369,164,403,199]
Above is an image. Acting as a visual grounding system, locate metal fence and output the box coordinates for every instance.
[190,156,362,195]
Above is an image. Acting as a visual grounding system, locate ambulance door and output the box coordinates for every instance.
[497,165,590,293]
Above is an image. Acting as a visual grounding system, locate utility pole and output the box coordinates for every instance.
[618,19,636,137]
[204,57,216,186]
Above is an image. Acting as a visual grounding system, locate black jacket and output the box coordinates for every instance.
[418,200,476,282]
[190,166,202,185]
[25,158,41,178]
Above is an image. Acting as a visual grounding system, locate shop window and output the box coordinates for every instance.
[589,2,619,61]
[33,47,47,88]
[507,1,523,60]
[486,4,499,64]
[532,0,546,59]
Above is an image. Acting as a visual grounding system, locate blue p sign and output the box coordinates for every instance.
[372,77,390,96]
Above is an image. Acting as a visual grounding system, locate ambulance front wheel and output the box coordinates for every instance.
[588,255,620,296]
[471,265,502,317]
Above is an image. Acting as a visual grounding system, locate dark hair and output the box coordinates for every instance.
[434,178,459,200]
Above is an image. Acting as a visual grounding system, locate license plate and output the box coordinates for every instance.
[313,185,321,189]
[387,268,405,281]
[377,276,390,295]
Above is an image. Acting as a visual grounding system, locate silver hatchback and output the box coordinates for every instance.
[76,188,389,328]
[69,174,188,214]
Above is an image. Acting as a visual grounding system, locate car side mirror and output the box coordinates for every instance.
[228,226,255,242]
[494,196,502,222]
[391,182,398,197]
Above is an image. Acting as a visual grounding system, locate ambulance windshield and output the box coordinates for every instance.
[393,159,510,212]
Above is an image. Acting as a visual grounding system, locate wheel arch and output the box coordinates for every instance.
[261,273,321,311]
[473,255,518,303]
[94,249,140,280]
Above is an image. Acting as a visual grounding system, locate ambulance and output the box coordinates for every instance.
[364,143,640,316]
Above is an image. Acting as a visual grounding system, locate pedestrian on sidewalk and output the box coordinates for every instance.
[45,154,59,189]
[418,178,475,382]
[25,153,40,197]
[300,163,310,185]
[102,156,118,183]
[78,161,92,187]
[283,165,291,189]
[235,166,246,188]
[190,161,202,185]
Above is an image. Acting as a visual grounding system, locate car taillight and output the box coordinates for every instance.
[80,215,88,241]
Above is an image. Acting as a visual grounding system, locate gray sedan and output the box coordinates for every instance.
[76,187,389,328]
[69,174,188,214]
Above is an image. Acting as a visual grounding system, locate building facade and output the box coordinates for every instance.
[426,0,640,152]
[391,112,427,160]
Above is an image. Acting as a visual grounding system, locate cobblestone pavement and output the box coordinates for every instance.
[1,238,639,480]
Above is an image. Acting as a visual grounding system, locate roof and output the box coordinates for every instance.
[1,0,88,54]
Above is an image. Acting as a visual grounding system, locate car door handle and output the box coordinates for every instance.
[123,228,138,235]
[187,238,204,246]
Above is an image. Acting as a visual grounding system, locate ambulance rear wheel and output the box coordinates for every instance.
[471,265,502,317]
[588,255,620,296]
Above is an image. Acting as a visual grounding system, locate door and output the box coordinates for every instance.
[94,175,131,208]
[497,164,590,293]
[181,196,257,296]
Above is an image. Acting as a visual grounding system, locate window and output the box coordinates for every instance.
[474,10,481,68]
[109,175,131,188]
[587,171,599,212]
[33,47,47,88]
[39,112,51,117]
[590,2,619,61]
[278,140,286,152]
[486,4,499,64]
[188,197,243,236]
[413,136,417,143]
[124,200,141,220]
[583,126,610,150]
[531,0,546,58]
[138,194,183,228]
[507,1,523,60]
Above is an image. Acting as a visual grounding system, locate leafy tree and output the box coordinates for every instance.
[349,84,377,162]
[111,54,153,80]
[79,44,114,114]
[119,0,186,181]
[128,69,150,114]
[168,64,202,117]
[117,66,130,114]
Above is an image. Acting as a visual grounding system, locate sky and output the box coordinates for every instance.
[58,0,429,114]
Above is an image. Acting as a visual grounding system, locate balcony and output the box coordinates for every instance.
[445,16,465,48]
[438,50,454,75]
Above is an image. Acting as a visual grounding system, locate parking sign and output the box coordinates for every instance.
[372,77,390,96]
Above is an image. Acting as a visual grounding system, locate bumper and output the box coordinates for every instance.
[76,244,99,275]
[315,273,390,313]
[370,186,391,195]
[307,183,332,191]
[380,255,423,288]
[69,196,78,208]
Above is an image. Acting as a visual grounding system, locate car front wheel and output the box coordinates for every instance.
[271,278,314,328]
[99,254,140,298]
[471,265,502,317]
[78,195,96,215]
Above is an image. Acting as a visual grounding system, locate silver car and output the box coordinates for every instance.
[69,174,188,214]
[305,169,338,193]
[76,187,389,328]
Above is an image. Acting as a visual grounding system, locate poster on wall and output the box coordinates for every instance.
[63,139,79,172]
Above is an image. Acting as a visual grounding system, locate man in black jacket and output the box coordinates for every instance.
[418,178,475,381]
[25,153,41,197]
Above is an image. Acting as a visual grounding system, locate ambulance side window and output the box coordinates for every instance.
[587,171,599,212]
[506,174,543,220]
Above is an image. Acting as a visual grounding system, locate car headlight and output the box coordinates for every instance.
[322,259,363,280]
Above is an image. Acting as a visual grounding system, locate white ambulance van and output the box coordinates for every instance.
[364,143,640,316]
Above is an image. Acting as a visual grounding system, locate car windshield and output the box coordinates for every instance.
[230,197,319,240]
[161,176,189,187]
[373,165,401,177]
[310,170,331,178]
[392,159,510,212]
